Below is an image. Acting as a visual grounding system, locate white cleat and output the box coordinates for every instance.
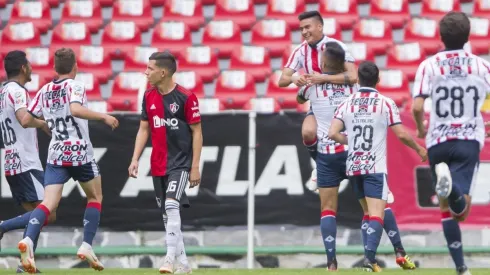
[387,190,395,204]
[18,238,36,274]
[435,162,452,199]
[159,256,175,274]
[77,242,104,271]
[174,264,192,274]
[305,169,318,194]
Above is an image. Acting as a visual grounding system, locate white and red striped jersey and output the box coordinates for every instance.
[0,81,43,175]
[411,49,490,150]
[284,36,355,73]
[302,81,358,154]
[334,88,402,176]
[28,78,94,166]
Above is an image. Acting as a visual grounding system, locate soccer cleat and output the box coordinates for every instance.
[305,169,318,193]
[457,265,472,275]
[18,238,36,274]
[77,242,104,271]
[362,258,382,272]
[435,162,452,199]
[16,265,41,273]
[174,264,192,274]
[327,258,338,271]
[159,256,175,274]
[395,253,416,270]
[387,190,395,204]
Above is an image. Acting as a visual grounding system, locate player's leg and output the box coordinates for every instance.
[382,206,416,269]
[302,111,318,161]
[74,161,104,271]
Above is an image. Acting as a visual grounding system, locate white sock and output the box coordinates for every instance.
[164,200,181,260]
[163,213,188,265]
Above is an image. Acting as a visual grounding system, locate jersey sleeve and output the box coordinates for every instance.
[69,81,86,104]
[385,99,402,127]
[284,44,303,71]
[184,93,201,124]
[479,58,490,94]
[141,93,148,121]
[27,89,43,118]
[11,88,28,112]
[412,59,431,98]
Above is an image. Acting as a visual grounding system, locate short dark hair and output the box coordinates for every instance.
[54,48,76,74]
[323,42,345,67]
[298,11,323,25]
[149,51,177,76]
[358,61,379,88]
[439,11,470,50]
[4,50,28,79]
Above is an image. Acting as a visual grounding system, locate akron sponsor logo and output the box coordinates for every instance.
[51,142,89,162]
[431,123,476,138]
[347,152,376,172]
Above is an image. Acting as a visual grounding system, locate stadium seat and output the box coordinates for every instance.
[149,0,165,5]
[60,0,103,34]
[51,22,92,51]
[251,19,291,58]
[74,46,113,83]
[468,17,490,55]
[108,72,147,111]
[178,46,220,83]
[473,0,490,18]
[214,70,256,109]
[74,72,103,101]
[323,18,342,40]
[344,42,375,65]
[386,43,426,81]
[124,46,158,72]
[403,18,443,55]
[265,70,300,109]
[26,47,54,80]
[377,69,410,106]
[202,20,243,58]
[319,0,358,30]
[0,0,6,8]
[369,0,410,29]
[420,0,461,21]
[202,0,218,4]
[214,0,256,31]
[229,46,271,82]
[9,0,52,33]
[173,71,205,98]
[112,0,154,32]
[242,98,282,113]
[101,21,142,59]
[25,72,51,95]
[163,0,205,31]
[0,23,42,56]
[151,21,192,59]
[352,18,393,55]
[46,0,60,7]
[98,0,113,6]
[264,0,306,30]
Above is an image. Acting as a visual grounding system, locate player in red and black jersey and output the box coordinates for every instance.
[128,51,202,274]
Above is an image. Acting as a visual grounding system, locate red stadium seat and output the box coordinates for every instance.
[369,0,410,29]
[0,23,42,56]
[264,0,306,30]
[214,0,256,31]
[178,46,220,83]
[108,72,147,111]
[26,47,53,78]
[202,0,217,4]
[60,0,103,33]
[51,22,92,51]
[98,0,113,6]
[473,0,490,18]
[468,17,490,55]
[46,0,60,7]
[386,43,426,81]
[149,0,165,5]
[229,46,272,82]
[202,20,242,58]
[420,0,461,21]
[0,0,7,8]
[319,0,358,30]
[344,42,375,65]
[163,0,205,31]
[74,72,103,101]
[251,19,291,58]
[75,46,113,83]
[124,46,158,72]
[25,72,51,95]
[173,71,205,98]
[101,21,142,59]
[377,69,410,107]
[151,21,192,59]
[215,70,256,109]
[112,0,154,32]
[352,18,393,55]
[322,18,342,40]
[265,70,299,109]
[403,17,443,55]
[242,98,282,113]
[10,0,52,33]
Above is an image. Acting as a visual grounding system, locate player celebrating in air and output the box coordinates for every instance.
[18,48,119,273]
[278,11,357,162]
[329,61,427,272]
[0,50,55,273]
[411,12,490,275]
[128,51,202,274]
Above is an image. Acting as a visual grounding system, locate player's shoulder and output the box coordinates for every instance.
[67,79,85,90]
[3,81,26,95]
[291,41,307,54]
[324,37,348,49]
[378,93,397,107]
[472,53,490,68]
[175,84,197,101]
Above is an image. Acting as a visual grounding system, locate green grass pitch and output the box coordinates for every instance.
[0,269,489,274]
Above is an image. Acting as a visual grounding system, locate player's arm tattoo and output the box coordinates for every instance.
[343,72,350,85]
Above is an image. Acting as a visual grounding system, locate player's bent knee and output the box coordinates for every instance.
[302,116,317,141]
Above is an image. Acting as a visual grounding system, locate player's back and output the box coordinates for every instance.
[0,81,42,175]
[29,78,93,166]
[413,50,490,149]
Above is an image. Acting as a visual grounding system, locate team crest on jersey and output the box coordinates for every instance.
[359,105,368,113]
[169,102,179,113]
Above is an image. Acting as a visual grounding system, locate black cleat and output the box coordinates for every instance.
[457,265,471,275]
[327,258,337,271]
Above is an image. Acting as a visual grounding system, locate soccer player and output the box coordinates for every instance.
[128,51,202,274]
[18,48,119,273]
[411,12,490,275]
[278,11,357,162]
[329,61,427,272]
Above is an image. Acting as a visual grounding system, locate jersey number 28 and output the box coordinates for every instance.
[435,86,480,118]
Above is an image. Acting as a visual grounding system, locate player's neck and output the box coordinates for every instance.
[56,74,74,82]
[157,80,176,95]
[7,76,26,86]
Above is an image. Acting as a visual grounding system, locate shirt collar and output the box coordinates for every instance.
[358,87,378,93]
[308,35,325,48]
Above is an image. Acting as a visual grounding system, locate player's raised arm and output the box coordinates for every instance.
[328,101,348,145]
[184,94,203,188]
[411,60,431,138]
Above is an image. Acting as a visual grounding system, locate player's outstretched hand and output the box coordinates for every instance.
[103,115,119,130]
[189,167,201,188]
[417,146,428,162]
[292,75,308,87]
[128,160,138,178]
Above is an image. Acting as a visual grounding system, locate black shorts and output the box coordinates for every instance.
[153,170,191,209]
[428,140,480,195]
[6,169,44,205]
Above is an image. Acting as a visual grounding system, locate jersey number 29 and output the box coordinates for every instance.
[353,125,373,151]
